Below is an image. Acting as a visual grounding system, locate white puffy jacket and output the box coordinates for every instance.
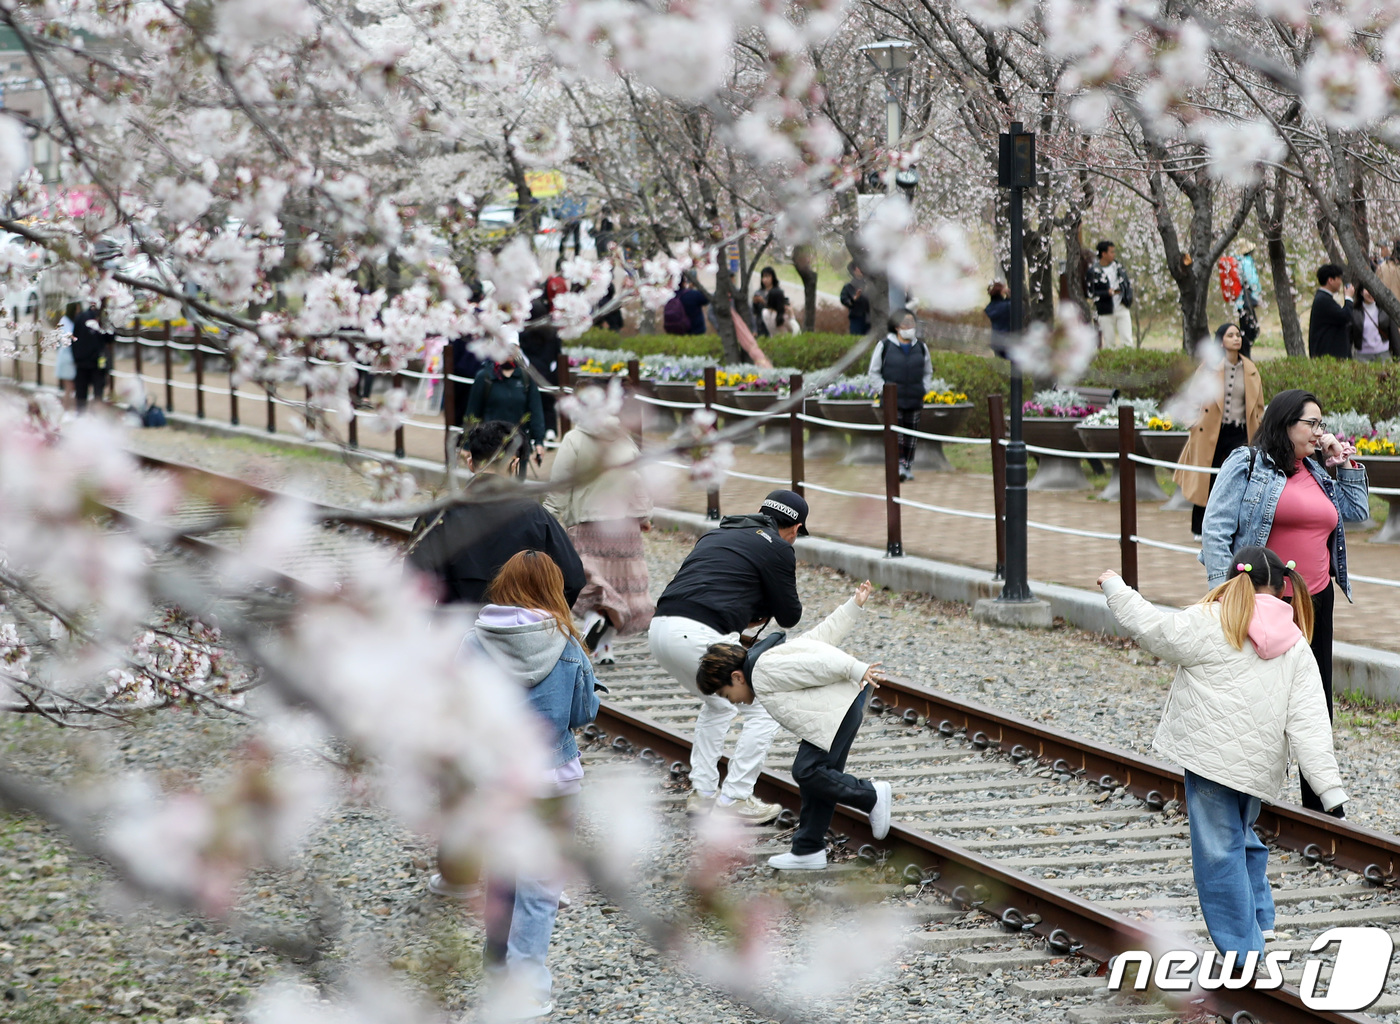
[752,598,871,752]
[1103,576,1346,809]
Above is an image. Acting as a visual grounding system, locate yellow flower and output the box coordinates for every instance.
[1146,416,1176,431]
[923,390,968,405]
[1356,437,1398,456]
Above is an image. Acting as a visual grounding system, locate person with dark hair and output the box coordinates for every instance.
[70,303,114,411]
[519,296,562,440]
[868,308,932,482]
[648,490,809,825]
[1098,547,1344,956]
[1175,323,1264,539]
[466,354,547,472]
[406,421,585,607]
[462,549,599,1019]
[1353,286,1397,363]
[751,266,792,336]
[695,579,892,871]
[1086,240,1134,348]
[1307,263,1355,359]
[840,262,871,336]
[1199,389,1369,813]
[984,282,1011,335]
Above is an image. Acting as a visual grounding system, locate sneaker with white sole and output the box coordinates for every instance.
[427,872,481,899]
[686,790,717,817]
[870,780,892,840]
[713,795,783,825]
[769,850,828,870]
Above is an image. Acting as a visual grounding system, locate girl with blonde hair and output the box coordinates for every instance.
[1098,545,1345,958]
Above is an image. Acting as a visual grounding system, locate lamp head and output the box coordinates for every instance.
[859,39,914,74]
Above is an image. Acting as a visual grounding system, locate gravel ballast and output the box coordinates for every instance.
[0,429,1395,1023]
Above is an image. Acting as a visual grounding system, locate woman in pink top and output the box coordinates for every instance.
[1199,390,1369,814]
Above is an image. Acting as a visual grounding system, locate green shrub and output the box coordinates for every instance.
[1257,357,1400,421]
[1078,349,1194,403]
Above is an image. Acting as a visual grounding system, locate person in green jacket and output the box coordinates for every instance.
[465,359,547,475]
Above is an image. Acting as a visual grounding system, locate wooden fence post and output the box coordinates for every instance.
[1118,403,1138,590]
[393,372,406,458]
[882,382,903,557]
[704,365,720,520]
[789,373,804,497]
[988,394,1007,580]
[556,359,572,437]
[193,332,205,419]
[162,321,174,412]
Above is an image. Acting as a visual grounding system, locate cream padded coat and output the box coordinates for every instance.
[752,598,871,752]
[1103,577,1346,809]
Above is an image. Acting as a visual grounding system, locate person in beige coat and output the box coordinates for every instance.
[544,414,654,664]
[1175,323,1264,539]
[696,581,893,871]
[1098,545,1345,957]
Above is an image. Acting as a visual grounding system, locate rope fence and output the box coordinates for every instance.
[14,335,1400,599]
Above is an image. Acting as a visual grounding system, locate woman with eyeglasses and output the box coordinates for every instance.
[1199,389,1369,813]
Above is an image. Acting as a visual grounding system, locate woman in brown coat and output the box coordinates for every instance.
[1176,323,1265,539]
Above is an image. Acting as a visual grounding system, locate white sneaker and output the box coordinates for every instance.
[427,872,481,899]
[686,790,717,817]
[870,780,892,840]
[769,850,828,870]
[713,794,783,825]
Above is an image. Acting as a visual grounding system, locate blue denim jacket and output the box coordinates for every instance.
[1199,446,1370,600]
[466,635,600,766]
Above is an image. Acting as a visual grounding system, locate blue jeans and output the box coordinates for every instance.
[1184,770,1274,956]
[485,875,563,1000]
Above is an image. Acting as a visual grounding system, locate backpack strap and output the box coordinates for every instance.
[1246,446,1257,482]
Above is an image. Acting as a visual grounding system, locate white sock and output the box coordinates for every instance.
[716,794,737,806]
[697,789,716,798]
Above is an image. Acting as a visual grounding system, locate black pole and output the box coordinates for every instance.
[997,121,1034,603]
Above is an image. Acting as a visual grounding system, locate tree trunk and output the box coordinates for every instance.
[1060,218,1091,321]
[1024,225,1055,325]
[712,264,742,363]
[792,245,819,332]
[1255,178,1305,357]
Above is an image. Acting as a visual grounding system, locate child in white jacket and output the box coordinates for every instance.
[696,581,892,870]
[1098,545,1346,958]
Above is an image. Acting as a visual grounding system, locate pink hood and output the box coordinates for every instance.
[1247,594,1302,659]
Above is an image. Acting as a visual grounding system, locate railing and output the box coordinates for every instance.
[11,330,1400,597]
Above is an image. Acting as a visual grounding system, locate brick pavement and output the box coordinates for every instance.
[21,352,1400,656]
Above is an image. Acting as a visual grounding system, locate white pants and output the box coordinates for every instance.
[1097,304,1134,349]
[647,615,781,800]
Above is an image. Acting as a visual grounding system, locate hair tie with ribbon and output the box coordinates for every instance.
[1286,560,1296,570]
[1236,562,1252,572]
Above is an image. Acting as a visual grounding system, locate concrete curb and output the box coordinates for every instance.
[136,411,1400,704]
[650,509,1400,704]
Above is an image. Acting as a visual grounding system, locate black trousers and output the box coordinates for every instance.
[74,366,106,411]
[1190,421,1250,535]
[1295,582,1340,814]
[897,408,921,468]
[790,689,878,855]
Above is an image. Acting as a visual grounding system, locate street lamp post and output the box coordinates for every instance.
[969,119,1051,628]
[859,39,913,313]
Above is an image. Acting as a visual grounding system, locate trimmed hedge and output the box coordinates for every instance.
[573,328,866,373]
[1257,357,1400,421]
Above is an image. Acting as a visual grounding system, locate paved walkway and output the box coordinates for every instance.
[17,351,1400,656]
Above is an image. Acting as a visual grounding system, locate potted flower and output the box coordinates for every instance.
[811,375,882,461]
[731,371,797,453]
[1356,417,1400,543]
[1019,388,1099,491]
[1076,399,1167,501]
[903,378,973,473]
[647,357,712,405]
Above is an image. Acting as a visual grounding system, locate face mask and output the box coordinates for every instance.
[898,327,916,341]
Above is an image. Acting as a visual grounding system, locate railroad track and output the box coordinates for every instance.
[113,451,1400,1024]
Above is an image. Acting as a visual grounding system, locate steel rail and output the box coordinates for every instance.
[866,675,1400,889]
[590,701,1379,1024]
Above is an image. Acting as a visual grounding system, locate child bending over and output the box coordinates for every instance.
[696,580,892,870]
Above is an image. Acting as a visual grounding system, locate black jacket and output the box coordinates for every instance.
[407,484,585,606]
[840,281,870,330]
[655,513,802,635]
[70,308,113,369]
[465,364,547,444]
[1086,262,1133,315]
[1308,289,1354,360]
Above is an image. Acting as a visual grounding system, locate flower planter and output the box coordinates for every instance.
[913,402,974,472]
[804,397,847,459]
[1021,417,1089,491]
[1359,455,1400,543]
[818,399,883,465]
[732,391,789,453]
[1075,424,1168,502]
[653,381,703,406]
[632,377,672,431]
[1140,431,1192,510]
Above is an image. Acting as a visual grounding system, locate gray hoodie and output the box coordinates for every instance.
[471,605,568,686]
